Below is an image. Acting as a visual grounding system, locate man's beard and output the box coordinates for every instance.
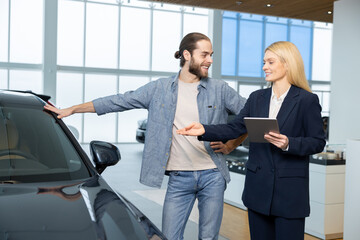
[188,58,208,79]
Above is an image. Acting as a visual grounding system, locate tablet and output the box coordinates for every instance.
[244,117,279,143]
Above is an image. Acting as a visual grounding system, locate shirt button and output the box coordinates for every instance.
[166,153,168,156]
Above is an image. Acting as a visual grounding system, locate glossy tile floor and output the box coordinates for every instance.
[82,143,337,240]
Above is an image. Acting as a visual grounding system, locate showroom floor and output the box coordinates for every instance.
[81,143,228,240]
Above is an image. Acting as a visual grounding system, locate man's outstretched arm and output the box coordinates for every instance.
[44,101,95,119]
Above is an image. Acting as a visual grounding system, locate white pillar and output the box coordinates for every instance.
[330,1,360,239]
[328,0,360,144]
[344,139,360,239]
[208,10,223,79]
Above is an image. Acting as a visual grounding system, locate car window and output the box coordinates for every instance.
[0,105,92,183]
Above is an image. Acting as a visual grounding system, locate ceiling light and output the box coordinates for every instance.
[327,11,332,15]
[266,3,273,7]
[236,1,242,5]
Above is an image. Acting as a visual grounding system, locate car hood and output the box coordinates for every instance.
[0,176,163,240]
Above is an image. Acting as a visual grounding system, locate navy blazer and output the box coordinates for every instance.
[201,85,326,218]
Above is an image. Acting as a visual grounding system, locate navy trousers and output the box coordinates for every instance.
[247,209,305,240]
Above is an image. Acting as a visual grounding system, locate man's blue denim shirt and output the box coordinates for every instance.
[93,72,246,188]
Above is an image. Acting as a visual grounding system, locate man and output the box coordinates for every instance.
[44,32,246,240]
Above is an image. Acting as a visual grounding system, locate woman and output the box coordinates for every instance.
[177,41,326,240]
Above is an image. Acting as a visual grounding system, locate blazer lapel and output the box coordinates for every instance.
[277,85,300,129]
[258,88,272,117]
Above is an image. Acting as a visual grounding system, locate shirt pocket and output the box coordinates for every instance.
[205,101,224,122]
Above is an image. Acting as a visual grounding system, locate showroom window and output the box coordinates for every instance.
[0,70,7,89]
[117,76,149,143]
[220,11,332,116]
[0,0,43,92]
[56,0,209,143]
[311,22,332,116]
[85,3,118,69]
[57,0,84,66]
[56,72,84,141]
[0,0,332,143]
[119,6,151,70]
[83,73,118,142]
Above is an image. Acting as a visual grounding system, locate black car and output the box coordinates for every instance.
[136,119,147,144]
[0,90,166,240]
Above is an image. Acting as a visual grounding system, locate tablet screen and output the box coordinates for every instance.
[244,117,279,143]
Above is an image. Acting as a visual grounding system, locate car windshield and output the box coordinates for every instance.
[0,104,92,183]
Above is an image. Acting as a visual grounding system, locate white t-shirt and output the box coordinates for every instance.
[166,80,216,171]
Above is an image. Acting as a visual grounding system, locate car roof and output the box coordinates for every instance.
[0,90,50,107]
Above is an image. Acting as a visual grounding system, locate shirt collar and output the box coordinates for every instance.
[199,77,208,89]
[170,71,180,91]
[271,86,291,101]
[171,70,208,90]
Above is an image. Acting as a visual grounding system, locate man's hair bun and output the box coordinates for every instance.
[174,51,181,59]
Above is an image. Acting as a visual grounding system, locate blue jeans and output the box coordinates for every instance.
[162,169,226,240]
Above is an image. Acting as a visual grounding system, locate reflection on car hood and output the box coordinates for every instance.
[0,176,164,240]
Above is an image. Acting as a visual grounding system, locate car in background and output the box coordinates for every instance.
[136,119,147,143]
[0,90,166,240]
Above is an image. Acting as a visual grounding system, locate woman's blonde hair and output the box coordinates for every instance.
[265,41,311,92]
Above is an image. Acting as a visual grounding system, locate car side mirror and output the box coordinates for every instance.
[90,141,121,174]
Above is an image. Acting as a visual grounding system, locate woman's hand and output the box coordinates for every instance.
[264,131,289,150]
[177,122,205,136]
